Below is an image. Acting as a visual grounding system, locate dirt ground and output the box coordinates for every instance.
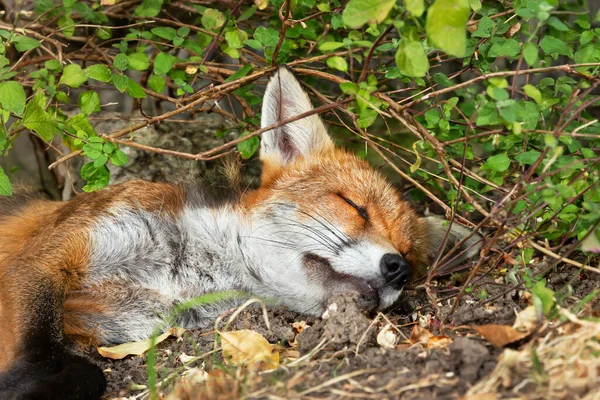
[93,257,600,400]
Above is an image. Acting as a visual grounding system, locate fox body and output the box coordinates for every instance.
[0,67,480,399]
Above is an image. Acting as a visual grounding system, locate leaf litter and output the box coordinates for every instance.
[95,263,599,399]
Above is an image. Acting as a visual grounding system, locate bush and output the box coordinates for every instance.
[0,0,599,309]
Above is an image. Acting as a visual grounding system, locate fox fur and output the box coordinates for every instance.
[0,66,481,399]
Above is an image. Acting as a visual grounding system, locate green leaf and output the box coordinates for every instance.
[0,81,26,116]
[238,5,257,21]
[254,26,280,47]
[540,36,572,58]
[85,64,112,83]
[515,150,541,165]
[113,53,130,71]
[80,162,110,192]
[237,133,259,159]
[404,0,424,17]
[340,82,358,94]
[134,0,163,17]
[201,8,226,31]
[471,16,493,38]
[469,0,481,11]
[244,39,262,50]
[224,64,253,82]
[154,52,177,75]
[151,27,177,40]
[426,0,470,57]
[482,153,510,172]
[523,84,542,104]
[109,150,129,166]
[342,0,395,29]
[93,153,108,168]
[23,100,58,142]
[395,40,429,78]
[112,73,129,93]
[79,91,101,115]
[546,16,569,32]
[128,53,150,71]
[357,108,378,128]
[126,78,147,98]
[522,42,539,67]
[45,59,62,71]
[0,166,12,196]
[59,64,88,88]
[12,35,41,52]
[319,41,345,51]
[225,29,247,49]
[58,16,75,37]
[532,280,555,317]
[326,56,348,72]
[66,114,96,137]
[148,74,166,93]
[488,38,520,58]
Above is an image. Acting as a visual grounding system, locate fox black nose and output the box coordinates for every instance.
[380,253,412,289]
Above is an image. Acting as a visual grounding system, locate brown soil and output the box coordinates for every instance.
[95,261,599,400]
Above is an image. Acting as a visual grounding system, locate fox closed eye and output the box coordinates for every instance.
[337,193,369,221]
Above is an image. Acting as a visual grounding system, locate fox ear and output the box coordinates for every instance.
[423,216,482,272]
[260,66,333,165]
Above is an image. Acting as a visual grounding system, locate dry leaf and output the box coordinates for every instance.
[292,320,308,334]
[408,324,433,346]
[472,306,537,348]
[512,305,536,333]
[427,335,453,348]
[471,325,528,348]
[220,329,279,370]
[185,65,198,75]
[377,323,397,349]
[406,325,452,349]
[181,366,209,385]
[504,22,521,38]
[100,0,117,5]
[97,327,185,360]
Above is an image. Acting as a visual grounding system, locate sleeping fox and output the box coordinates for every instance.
[0,66,481,399]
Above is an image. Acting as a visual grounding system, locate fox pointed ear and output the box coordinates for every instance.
[260,66,333,165]
[423,216,482,272]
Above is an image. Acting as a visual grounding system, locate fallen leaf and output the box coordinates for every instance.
[471,306,537,348]
[220,329,279,370]
[513,306,536,333]
[292,320,308,334]
[181,366,209,385]
[97,327,185,360]
[471,325,528,348]
[100,0,117,5]
[427,335,453,348]
[377,323,398,349]
[408,324,433,346]
[406,325,453,349]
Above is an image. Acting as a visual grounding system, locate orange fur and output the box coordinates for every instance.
[0,180,185,371]
[241,147,431,277]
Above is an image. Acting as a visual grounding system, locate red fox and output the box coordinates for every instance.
[0,66,481,399]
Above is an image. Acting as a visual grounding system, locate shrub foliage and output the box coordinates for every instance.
[0,0,599,312]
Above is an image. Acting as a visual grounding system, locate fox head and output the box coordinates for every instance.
[241,67,481,314]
